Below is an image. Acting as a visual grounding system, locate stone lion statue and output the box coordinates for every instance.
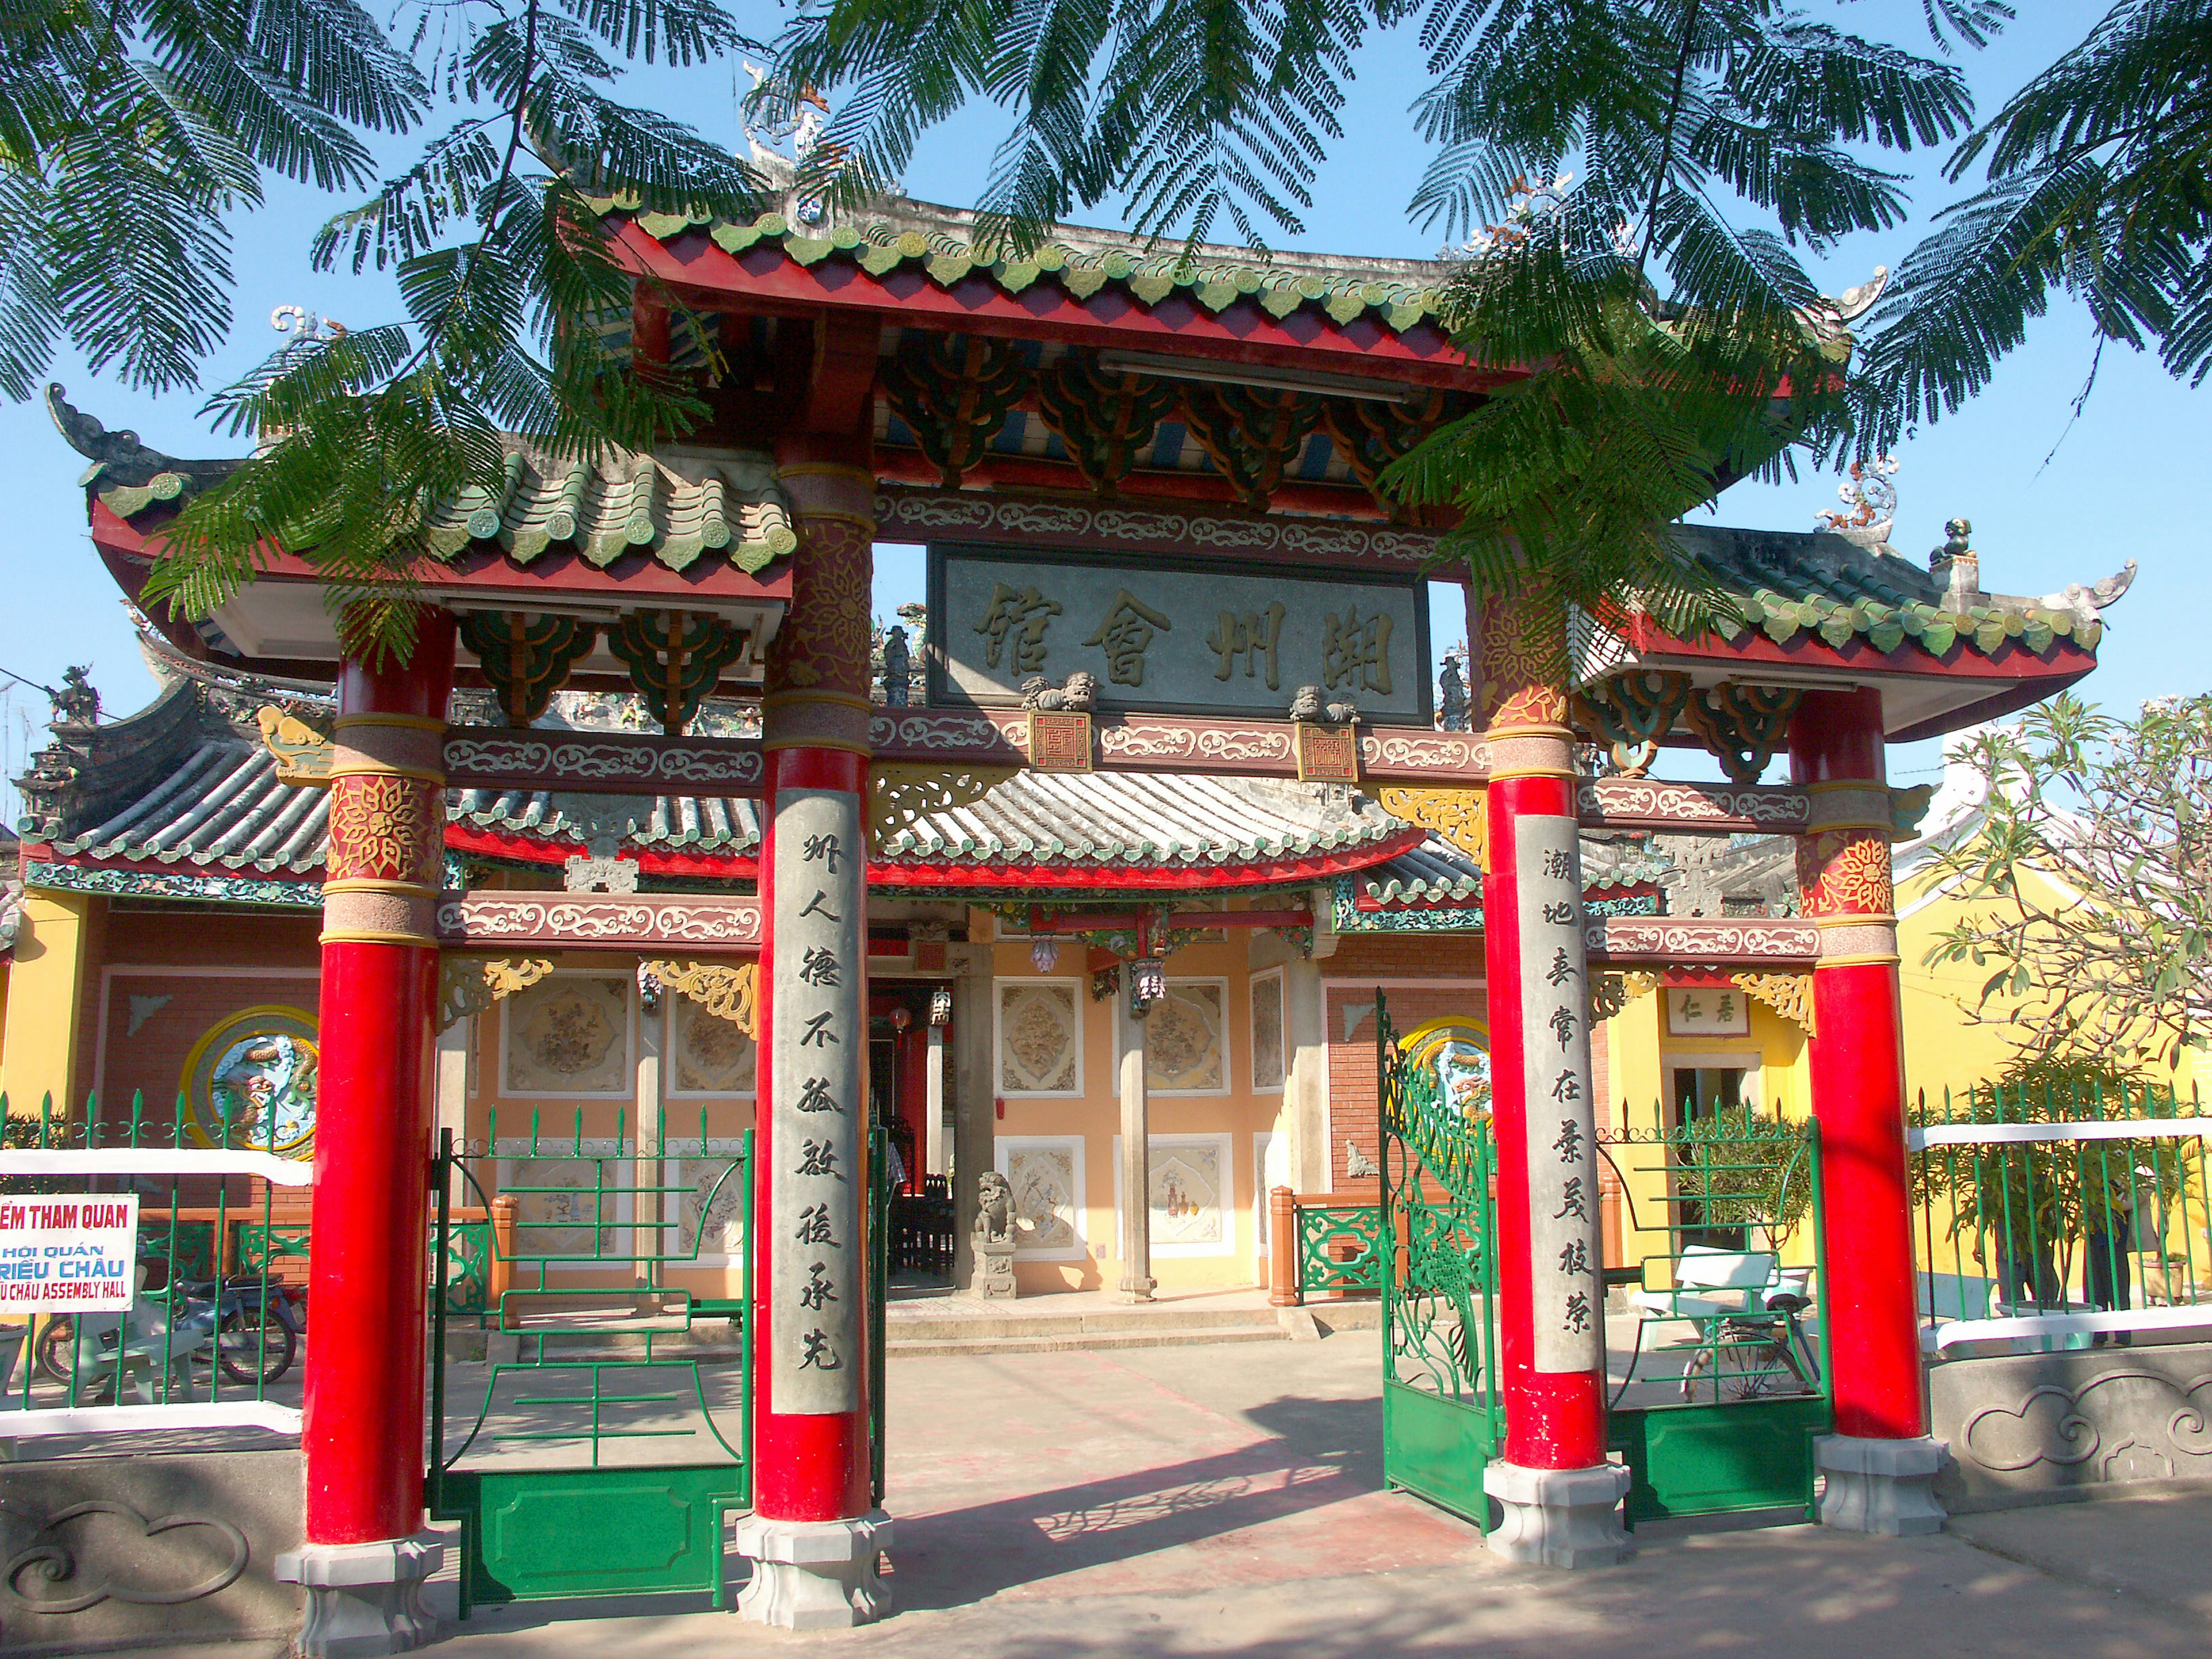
[973,1171,1015,1244]
[1019,671,1099,713]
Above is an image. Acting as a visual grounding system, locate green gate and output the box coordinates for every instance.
[430,1112,753,1616]
[1377,994,1503,1526]
[1599,1105,1832,1526]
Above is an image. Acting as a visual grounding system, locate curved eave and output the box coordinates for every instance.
[447,819,1427,891]
[619,221,1516,396]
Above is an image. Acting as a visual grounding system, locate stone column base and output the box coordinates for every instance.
[735,1509,893,1629]
[274,1533,443,1658]
[1484,1461,1631,1568]
[1816,1435,1946,1536]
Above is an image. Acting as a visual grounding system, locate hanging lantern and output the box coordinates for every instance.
[1128,956,1166,1010]
[1030,937,1060,974]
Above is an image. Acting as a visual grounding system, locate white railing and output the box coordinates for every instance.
[1911,1112,2212,1354]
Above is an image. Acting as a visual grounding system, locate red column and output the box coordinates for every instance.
[305,613,456,1544]
[1479,601,1608,1476]
[1790,687,1925,1441]
[751,445,877,1529]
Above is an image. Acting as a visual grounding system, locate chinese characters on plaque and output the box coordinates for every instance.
[1514,813,1604,1375]
[933,547,1430,724]
[1665,986,1751,1037]
[770,790,864,1414]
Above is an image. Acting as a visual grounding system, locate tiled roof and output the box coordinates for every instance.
[878,772,1403,866]
[609,199,1460,339]
[49,389,796,575]
[1675,524,2129,660]
[42,742,327,873]
[1358,832,1668,906]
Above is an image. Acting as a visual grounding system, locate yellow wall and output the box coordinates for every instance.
[0,890,101,1119]
[991,929,1290,1294]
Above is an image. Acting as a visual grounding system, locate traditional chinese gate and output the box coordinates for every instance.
[429,1119,755,1614]
[1377,994,1504,1525]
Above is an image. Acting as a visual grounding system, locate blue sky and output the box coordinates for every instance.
[0,1,2200,802]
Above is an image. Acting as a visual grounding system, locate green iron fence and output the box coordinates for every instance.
[1377,994,1503,1528]
[1599,1099,1831,1525]
[430,1104,753,1616]
[1296,1202,1383,1298]
[1910,1081,2212,1355]
[0,1090,309,1435]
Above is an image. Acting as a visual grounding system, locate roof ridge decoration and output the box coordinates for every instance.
[601,196,1463,338]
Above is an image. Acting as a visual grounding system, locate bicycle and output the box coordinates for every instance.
[1678,1291,1820,1403]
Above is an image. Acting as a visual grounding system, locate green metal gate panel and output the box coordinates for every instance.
[1384,1381,1493,1522]
[1600,1105,1832,1528]
[1377,994,1503,1528]
[1607,1395,1828,1524]
[429,1118,755,1618]
[443,1464,749,1610]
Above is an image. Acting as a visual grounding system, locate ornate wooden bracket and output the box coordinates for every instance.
[1181,384,1324,511]
[257,705,332,786]
[606,609,750,734]
[879,334,1030,487]
[1683,682,1803,785]
[1321,391,1449,520]
[457,611,599,726]
[1374,785,1486,862]
[439,956,555,1028]
[1736,972,1816,1036]
[1033,355,1180,495]
[641,958,757,1036]
[1575,671,1693,777]
[870,762,1021,843]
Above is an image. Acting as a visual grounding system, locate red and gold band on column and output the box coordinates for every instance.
[1790,687,1925,1441]
[753,457,878,1524]
[306,613,455,1545]
[1479,599,1608,1474]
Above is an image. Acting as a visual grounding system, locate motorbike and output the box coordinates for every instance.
[35,1252,302,1391]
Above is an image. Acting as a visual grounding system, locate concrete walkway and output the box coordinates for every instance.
[414,1330,2207,1658]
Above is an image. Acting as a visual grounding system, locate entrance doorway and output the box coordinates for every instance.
[870,985,955,1290]
[1668,1062,1757,1251]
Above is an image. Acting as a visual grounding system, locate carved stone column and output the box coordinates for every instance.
[949,942,993,1289]
[1475,594,1627,1567]
[1790,686,1942,1536]
[737,448,892,1628]
[1117,993,1156,1303]
[278,612,454,1654]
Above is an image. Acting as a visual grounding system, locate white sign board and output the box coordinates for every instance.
[1514,815,1604,1376]
[929,546,1431,722]
[768,790,865,1415]
[0,1193,138,1313]
[1665,986,1751,1037]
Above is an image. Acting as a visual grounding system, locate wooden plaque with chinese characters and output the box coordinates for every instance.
[1514,813,1604,1376]
[929,544,1430,723]
[770,790,865,1415]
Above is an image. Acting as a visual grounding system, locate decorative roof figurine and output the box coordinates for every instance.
[51,665,100,727]
[881,624,912,706]
[1438,649,1470,732]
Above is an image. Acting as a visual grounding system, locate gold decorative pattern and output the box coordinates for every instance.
[1590,969,1660,1021]
[1477,597,1570,732]
[327,774,441,885]
[1795,828,1895,918]
[1736,972,1817,1035]
[1375,785,1486,862]
[870,763,1020,843]
[642,959,758,1035]
[257,705,332,787]
[766,515,874,701]
[1027,710,1093,772]
[1293,722,1360,783]
[439,956,555,1027]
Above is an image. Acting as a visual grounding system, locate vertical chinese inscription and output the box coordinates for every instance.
[771,790,864,1414]
[1514,813,1603,1375]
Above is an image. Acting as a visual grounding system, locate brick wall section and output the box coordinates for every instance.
[1317,934,1612,1262]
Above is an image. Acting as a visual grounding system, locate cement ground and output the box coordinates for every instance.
[387,1328,2210,1659]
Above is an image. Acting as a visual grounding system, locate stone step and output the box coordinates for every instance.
[885,1304,1285,1342]
[888,1324,1290,1358]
